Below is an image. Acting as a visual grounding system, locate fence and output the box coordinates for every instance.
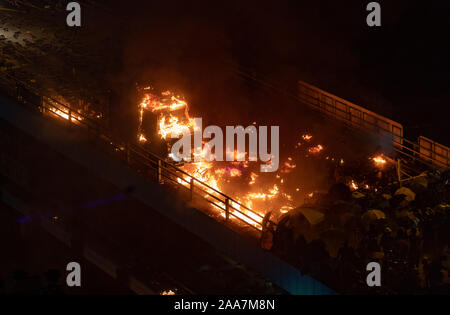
[230,63,450,171]
[0,72,270,234]
[297,80,404,145]
[297,80,449,170]
[418,136,450,168]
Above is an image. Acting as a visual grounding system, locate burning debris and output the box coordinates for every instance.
[372,155,387,167]
[138,89,194,143]
[308,144,324,154]
[137,87,301,227]
[135,86,401,233]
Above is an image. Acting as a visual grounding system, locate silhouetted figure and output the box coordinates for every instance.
[422,258,432,289]
[328,183,352,203]
[337,242,357,291]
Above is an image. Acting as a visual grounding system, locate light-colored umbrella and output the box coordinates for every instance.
[362,209,386,222]
[299,207,325,226]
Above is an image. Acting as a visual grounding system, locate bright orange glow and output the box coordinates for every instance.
[308,144,324,154]
[372,155,387,166]
[137,89,325,229]
[139,134,147,143]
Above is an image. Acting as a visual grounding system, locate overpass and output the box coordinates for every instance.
[0,73,334,294]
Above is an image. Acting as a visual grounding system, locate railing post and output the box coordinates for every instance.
[397,159,402,187]
[157,159,162,184]
[190,177,194,200]
[225,198,230,221]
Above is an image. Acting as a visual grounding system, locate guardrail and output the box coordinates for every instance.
[297,80,450,170]
[297,80,404,145]
[0,72,269,233]
[418,136,450,168]
[227,61,450,172]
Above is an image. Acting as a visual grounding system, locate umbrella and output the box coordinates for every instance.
[320,228,348,258]
[394,187,416,202]
[298,207,325,226]
[362,209,386,221]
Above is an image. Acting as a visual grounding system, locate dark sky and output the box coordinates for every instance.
[91,0,450,143]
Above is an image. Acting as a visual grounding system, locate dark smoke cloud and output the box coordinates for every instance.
[98,0,450,144]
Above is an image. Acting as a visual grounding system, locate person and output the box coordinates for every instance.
[408,227,421,268]
[337,242,357,288]
[422,257,431,289]
[305,239,330,281]
[381,227,393,251]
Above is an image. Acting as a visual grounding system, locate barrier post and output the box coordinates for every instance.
[157,160,162,183]
[190,177,194,200]
[225,198,230,221]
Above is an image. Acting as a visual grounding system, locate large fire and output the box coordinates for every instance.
[37,82,389,231]
[137,88,301,229]
[138,90,194,142]
[136,87,387,230]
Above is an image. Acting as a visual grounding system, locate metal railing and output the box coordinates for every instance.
[230,63,449,175]
[127,144,267,230]
[297,80,404,144]
[418,136,450,168]
[0,72,270,233]
[296,80,450,171]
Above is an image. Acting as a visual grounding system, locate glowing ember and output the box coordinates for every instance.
[229,168,242,177]
[161,290,175,295]
[284,161,296,169]
[139,134,147,143]
[308,144,324,154]
[249,172,258,185]
[350,180,358,190]
[280,205,294,214]
[302,134,313,141]
[372,155,387,166]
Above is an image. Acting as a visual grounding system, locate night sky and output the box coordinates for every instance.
[83,0,450,143]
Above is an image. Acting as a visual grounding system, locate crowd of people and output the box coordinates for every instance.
[271,158,450,294]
